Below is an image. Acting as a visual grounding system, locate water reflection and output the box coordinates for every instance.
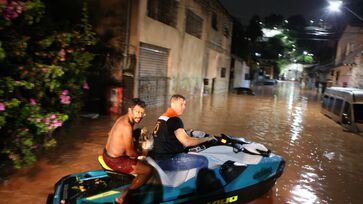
[182,81,362,204]
[291,184,318,204]
[0,81,363,204]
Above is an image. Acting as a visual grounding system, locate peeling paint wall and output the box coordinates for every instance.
[87,0,232,105]
[334,25,363,88]
[134,0,207,98]
[349,55,363,88]
[133,0,232,98]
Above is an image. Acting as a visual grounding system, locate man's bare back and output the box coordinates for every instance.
[105,115,137,158]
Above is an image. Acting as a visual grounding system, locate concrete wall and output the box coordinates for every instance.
[133,0,232,97]
[88,0,232,103]
[348,55,363,88]
[232,58,250,88]
[203,1,233,94]
[331,65,351,87]
[333,25,363,88]
[335,26,363,65]
[129,0,203,98]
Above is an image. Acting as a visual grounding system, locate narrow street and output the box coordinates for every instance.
[0,81,363,203]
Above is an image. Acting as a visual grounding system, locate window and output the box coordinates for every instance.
[343,102,352,123]
[147,0,178,27]
[230,58,235,68]
[203,78,209,85]
[185,9,203,38]
[322,95,329,109]
[353,104,363,123]
[323,96,335,110]
[333,98,343,115]
[220,67,226,78]
[211,12,218,30]
[328,97,334,111]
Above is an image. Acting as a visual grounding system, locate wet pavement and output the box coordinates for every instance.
[1,81,363,203]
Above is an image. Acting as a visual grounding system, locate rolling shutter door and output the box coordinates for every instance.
[139,43,168,106]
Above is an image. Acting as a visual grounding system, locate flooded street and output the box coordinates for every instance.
[1,81,363,203]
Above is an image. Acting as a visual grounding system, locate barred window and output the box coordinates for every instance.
[185,9,203,39]
[147,0,178,27]
[211,12,218,30]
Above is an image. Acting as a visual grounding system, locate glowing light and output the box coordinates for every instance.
[262,28,283,37]
[328,0,363,22]
[328,1,343,12]
[291,184,319,203]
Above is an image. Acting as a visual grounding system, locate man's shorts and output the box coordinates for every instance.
[103,149,137,174]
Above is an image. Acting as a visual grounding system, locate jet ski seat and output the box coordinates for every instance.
[146,157,198,187]
[97,155,135,179]
[97,155,194,186]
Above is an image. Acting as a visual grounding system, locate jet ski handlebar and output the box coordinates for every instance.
[187,133,250,152]
[187,133,271,156]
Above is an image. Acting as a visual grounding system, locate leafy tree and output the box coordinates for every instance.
[0,0,96,170]
[245,15,263,42]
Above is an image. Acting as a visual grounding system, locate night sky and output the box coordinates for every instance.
[220,0,330,24]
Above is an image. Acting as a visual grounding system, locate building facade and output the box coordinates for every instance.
[88,0,232,107]
[331,25,363,88]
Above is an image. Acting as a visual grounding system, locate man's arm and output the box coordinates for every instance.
[175,128,214,147]
[122,125,138,158]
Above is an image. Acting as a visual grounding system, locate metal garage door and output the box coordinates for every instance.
[139,43,168,106]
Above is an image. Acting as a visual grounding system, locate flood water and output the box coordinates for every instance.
[1,81,363,204]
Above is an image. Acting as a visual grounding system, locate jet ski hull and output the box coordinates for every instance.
[47,135,285,204]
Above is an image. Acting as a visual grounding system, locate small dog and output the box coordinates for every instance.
[133,128,154,159]
[134,128,153,159]
[140,127,154,151]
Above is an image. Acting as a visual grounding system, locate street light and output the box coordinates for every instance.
[328,0,363,22]
[328,0,342,12]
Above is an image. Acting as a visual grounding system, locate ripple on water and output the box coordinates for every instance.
[2,82,363,204]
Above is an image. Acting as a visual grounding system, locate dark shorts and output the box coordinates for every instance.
[102,149,137,174]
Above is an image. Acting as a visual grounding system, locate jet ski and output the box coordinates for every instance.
[47,133,285,204]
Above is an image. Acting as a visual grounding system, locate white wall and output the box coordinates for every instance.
[233,59,250,88]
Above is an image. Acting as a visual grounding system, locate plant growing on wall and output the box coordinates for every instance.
[0,0,96,170]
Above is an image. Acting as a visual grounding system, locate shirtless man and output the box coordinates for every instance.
[103,98,152,204]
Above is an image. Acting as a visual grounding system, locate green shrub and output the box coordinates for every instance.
[0,0,96,169]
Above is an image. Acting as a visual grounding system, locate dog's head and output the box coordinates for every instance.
[140,127,154,150]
